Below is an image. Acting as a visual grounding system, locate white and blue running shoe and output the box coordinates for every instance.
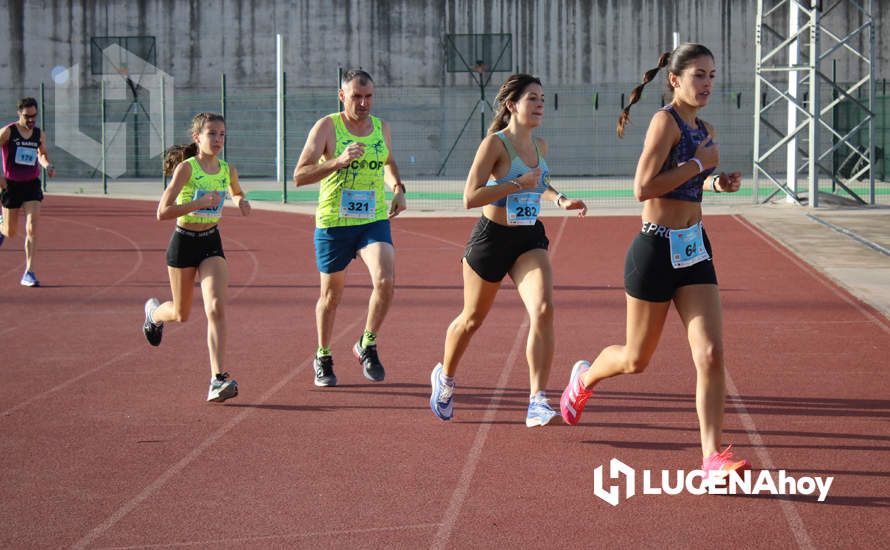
[20,271,39,287]
[526,395,558,427]
[430,363,454,421]
[207,372,238,403]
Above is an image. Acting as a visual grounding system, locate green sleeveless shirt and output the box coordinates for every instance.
[176,156,229,225]
[316,113,389,228]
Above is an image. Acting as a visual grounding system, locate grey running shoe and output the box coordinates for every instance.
[143,298,164,346]
[353,339,385,382]
[207,372,238,402]
[313,355,337,387]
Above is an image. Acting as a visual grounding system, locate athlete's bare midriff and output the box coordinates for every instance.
[641,197,703,228]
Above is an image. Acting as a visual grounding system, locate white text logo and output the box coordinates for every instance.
[593,458,834,506]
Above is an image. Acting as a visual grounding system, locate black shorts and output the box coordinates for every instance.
[166,226,226,268]
[624,223,717,302]
[464,216,549,283]
[1,178,43,209]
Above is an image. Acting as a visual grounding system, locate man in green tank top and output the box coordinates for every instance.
[294,69,407,387]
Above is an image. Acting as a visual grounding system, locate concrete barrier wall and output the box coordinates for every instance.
[0,0,884,180]
[2,0,885,89]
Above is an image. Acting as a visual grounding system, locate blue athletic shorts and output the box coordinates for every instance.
[314,219,393,274]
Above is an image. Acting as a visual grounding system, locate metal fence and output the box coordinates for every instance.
[2,78,888,210]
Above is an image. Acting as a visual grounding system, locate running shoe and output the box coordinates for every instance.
[701,444,751,479]
[526,397,558,427]
[353,338,385,382]
[20,271,39,287]
[142,298,164,346]
[207,372,238,403]
[429,363,454,421]
[313,355,337,387]
[560,360,594,426]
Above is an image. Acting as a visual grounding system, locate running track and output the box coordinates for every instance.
[1,196,889,549]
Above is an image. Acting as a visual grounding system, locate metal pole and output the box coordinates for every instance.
[221,73,227,161]
[161,74,167,189]
[787,5,800,202]
[479,77,485,140]
[276,34,285,199]
[868,0,876,204]
[808,5,820,207]
[282,71,288,203]
[832,59,837,193]
[752,2,763,203]
[40,82,46,191]
[338,66,344,111]
[101,80,108,195]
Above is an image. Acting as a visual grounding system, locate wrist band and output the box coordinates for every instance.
[690,157,704,174]
[509,179,521,189]
[712,174,721,193]
[553,193,567,207]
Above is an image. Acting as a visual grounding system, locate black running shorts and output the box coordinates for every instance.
[463,216,549,283]
[166,226,226,268]
[624,226,717,302]
[1,178,43,209]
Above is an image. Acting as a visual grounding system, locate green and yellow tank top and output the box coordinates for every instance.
[176,156,230,225]
[316,113,389,228]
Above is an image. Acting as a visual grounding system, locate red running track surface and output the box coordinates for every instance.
[1,196,888,548]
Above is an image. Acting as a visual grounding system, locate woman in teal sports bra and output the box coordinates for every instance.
[429,74,587,427]
[141,112,251,404]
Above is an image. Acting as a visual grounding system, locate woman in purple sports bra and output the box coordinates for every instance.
[559,44,752,477]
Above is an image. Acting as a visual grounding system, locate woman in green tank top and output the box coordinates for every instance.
[141,112,251,403]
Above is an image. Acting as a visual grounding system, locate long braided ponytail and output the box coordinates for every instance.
[617,43,714,138]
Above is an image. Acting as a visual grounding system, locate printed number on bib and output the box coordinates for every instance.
[193,189,226,217]
[340,188,376,219]
[669,222,710,269]
[506,192,541,226]
[15,147,38,166]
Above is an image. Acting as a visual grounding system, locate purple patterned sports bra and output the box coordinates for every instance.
[658,105,715,203]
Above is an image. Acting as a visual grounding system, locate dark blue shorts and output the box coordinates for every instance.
[314,219,393,274]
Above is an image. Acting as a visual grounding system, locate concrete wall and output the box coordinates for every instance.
[3,0,886,89]
[0,0,886,180]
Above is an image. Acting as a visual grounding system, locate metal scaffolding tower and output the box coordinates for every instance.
[753,0,876,207]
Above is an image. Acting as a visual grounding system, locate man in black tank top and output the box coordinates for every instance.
[0,97,57,287]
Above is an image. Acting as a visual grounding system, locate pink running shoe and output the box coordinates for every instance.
[560,360,594,426]
[701,444,751,478]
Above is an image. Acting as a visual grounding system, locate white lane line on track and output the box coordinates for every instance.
[72,318,363,550]
[1,235,256,418]
[734,215,889,335]
[733,215,825,549]
[0,215,145,338]
[431,217,568,550]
